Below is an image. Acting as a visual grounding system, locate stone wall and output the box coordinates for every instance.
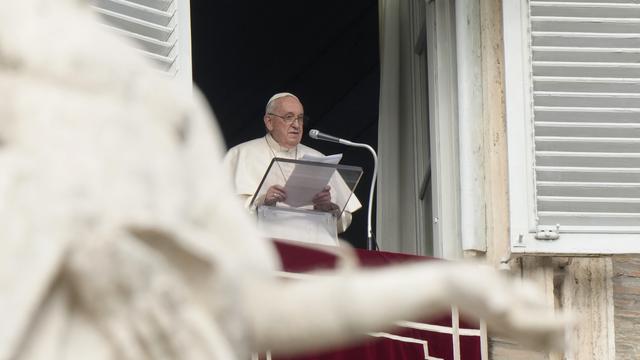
[613,255,640,359]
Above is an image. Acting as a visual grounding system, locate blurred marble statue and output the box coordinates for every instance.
[0,0,568,359]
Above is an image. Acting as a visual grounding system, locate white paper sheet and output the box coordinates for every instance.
[299,153,342,164]
[283,154,342,207]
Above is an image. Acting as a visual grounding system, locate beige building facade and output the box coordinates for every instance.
[377,0,640,359]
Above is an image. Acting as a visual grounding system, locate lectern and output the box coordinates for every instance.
[250,158,363,246]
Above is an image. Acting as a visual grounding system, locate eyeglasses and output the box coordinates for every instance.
[268,113,306,125]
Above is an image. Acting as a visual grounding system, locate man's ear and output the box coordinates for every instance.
[264,115,273,131]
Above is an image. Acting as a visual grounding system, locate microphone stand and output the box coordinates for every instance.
[338,139,378,251]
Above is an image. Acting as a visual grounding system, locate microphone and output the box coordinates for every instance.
[309,129,343,144]
[309,129,379,251]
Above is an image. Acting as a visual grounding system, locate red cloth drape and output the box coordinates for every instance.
[271,240,482,360]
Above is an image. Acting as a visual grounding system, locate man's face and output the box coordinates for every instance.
[264,96,304,149]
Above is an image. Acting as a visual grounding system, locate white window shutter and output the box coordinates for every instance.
[90,0,192,89]
[504,0,640,254]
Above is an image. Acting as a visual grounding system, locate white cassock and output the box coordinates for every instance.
[223,133,362,233]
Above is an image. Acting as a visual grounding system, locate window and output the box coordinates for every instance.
[377,0,462,258]
[504,0,640,254]
[90,0,192,89]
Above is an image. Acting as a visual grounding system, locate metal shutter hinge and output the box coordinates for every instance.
[535,224,560,240]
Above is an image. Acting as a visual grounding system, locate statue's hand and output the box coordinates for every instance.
[440,262,570,352]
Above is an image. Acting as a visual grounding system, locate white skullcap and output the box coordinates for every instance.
[265,92,299,112]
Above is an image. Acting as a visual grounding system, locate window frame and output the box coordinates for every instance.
[503,0,640,255]
[425,0,462,259]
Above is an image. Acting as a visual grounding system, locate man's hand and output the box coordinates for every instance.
[265,185,287,206]
[313,186,338,214]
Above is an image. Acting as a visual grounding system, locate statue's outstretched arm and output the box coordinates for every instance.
[243,261,568,356]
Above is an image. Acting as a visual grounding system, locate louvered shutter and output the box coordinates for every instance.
[504,0,640,254]
[90,0,192,88]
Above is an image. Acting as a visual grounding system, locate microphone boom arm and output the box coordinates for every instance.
[339,139,377,251]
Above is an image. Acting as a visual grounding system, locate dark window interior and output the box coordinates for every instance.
[191,0,380,248]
